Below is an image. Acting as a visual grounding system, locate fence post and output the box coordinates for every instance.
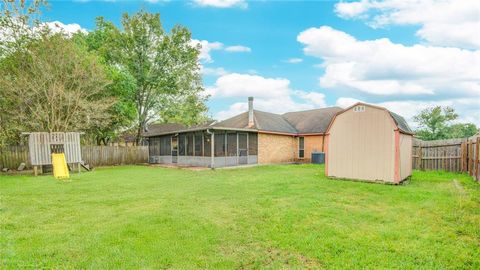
[476,138,480,181]
[469,141,473,176]
[418,145,423,170]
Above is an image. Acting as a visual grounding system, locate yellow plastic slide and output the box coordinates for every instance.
[52,153,69,179]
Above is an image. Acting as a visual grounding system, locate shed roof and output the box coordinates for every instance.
[327,102,413,135]
[388,111,413,134]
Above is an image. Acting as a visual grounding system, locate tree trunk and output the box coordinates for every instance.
[136,124,143,146]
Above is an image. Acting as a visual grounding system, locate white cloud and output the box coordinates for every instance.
[190,39,223,63]
[201,66,228,76]
[190,39,251,62]
[286,58,303,64]
[43,21,88,36]
[295,91,327,107]
[225,45,251,52]
[335,97,480,128]
[334,0,480,49]
[297,26,480,96]
[208,73,291,98]
[192,0,247,8]
[335,97,363,108]
[209,73,328,120]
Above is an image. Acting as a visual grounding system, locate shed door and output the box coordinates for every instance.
[238,133,248,165]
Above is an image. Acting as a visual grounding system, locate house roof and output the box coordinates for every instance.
[143,103,411,137]
[142,123,186,137]
[143,106,341,137]
[211,110,298,134]
[282,107,343,134]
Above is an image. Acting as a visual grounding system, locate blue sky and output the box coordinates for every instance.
[41,0,480,127]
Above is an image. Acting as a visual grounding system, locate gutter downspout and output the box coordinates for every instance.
[207,129,215,169]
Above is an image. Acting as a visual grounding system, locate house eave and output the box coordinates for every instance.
[143,126,258,137]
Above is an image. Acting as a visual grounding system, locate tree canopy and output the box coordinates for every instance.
[0,2,209,146]
[414,106,478,140]
[87,12,208,144]
[0,34,114,138]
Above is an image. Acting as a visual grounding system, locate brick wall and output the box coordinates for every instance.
[300,135,324,162]
[258,133,296,164]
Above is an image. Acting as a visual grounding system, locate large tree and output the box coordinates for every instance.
[0,34,114,138]
[414,106,478,140]
[74,31,137,145]
[0,0,48,145]
[90,12,208,144]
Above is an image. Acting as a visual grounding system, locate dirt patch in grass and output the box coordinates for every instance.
[220,243,324,269]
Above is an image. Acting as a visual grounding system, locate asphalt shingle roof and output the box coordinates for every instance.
[282,107,343,133]
[142,123,186,137]
[210,110,298,133]
[142,105,412,136]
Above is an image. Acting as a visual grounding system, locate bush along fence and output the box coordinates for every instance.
[0,145,148,170]
[412,135,480,181]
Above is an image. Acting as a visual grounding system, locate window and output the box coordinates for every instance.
[186,133,194,156]
[214,132,225,157]
[299,137,305,159]
[353,105,365,112]
[248,133,258,155]
[195,133,203,156]
[203,133,211,157]
[178,134,186,156]
[227,133,237,156]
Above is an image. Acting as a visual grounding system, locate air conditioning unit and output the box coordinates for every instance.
[311,152,325,164]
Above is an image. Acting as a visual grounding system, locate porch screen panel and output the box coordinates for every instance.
[227,133,237,156]
[203,133,211,157]
[238,133,247,149]
[155,137,161,155]
[248,133,258,155]
[195,133,203,156]
[187,133,194,156]
[149,137,160,156]
[179,134,186,156]
[160,136,171,155]
[214,132,225,157]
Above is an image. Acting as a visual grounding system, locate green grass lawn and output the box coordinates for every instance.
[1,165,479,269]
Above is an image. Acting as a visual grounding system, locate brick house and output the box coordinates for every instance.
[143,97,341,168]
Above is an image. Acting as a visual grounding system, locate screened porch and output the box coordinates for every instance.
[148,130,258,168]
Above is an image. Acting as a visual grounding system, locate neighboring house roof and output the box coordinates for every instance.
[282,107,343,134]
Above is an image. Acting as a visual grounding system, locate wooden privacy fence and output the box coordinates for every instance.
[413,136,479,181]
[81,146,148,167]
[0,145,148,170]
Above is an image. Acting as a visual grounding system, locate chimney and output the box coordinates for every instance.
[248,97,254,127]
